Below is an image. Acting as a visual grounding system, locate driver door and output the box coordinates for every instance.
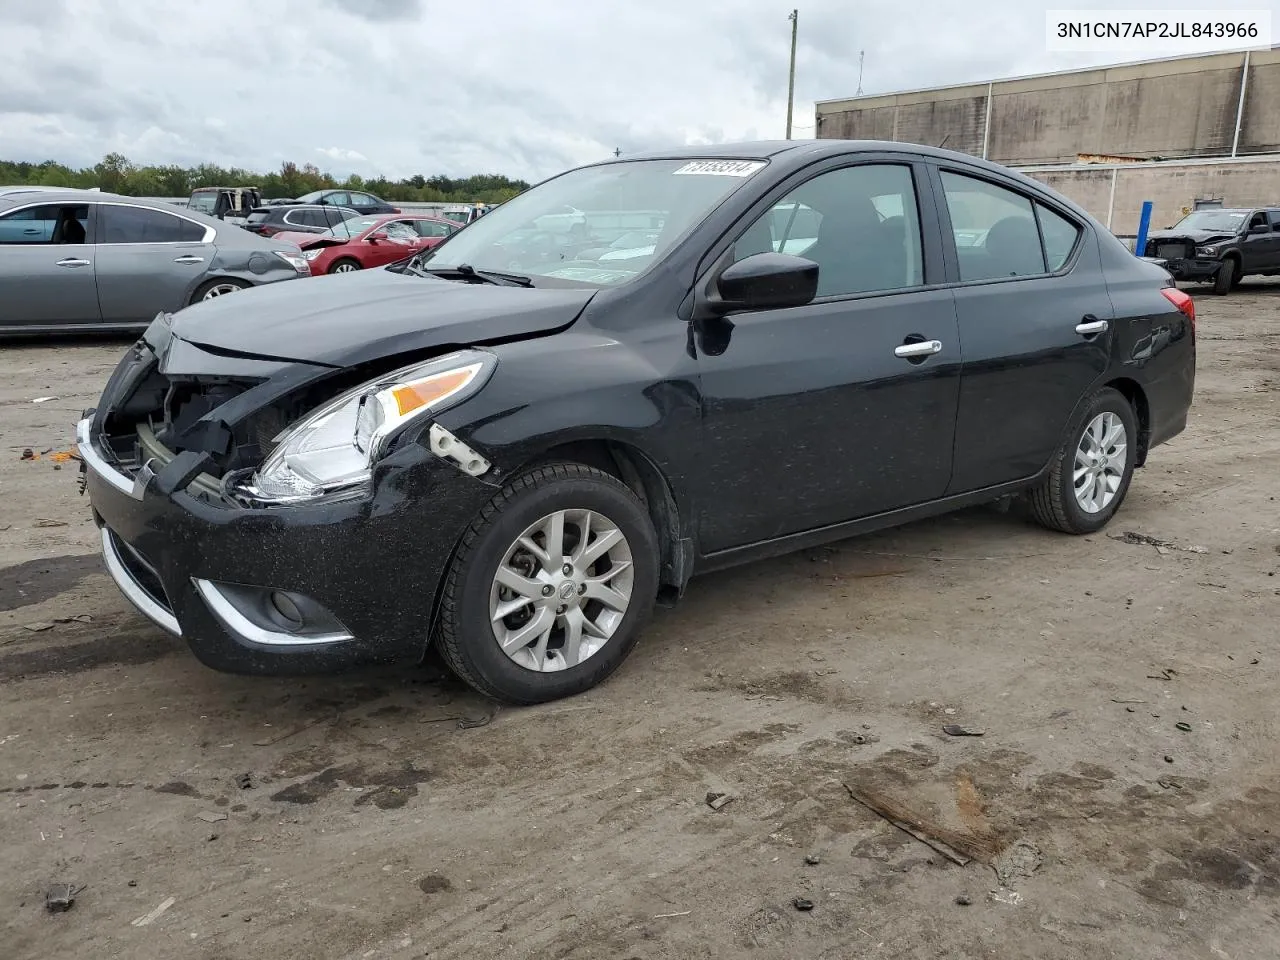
[691,159,962,553]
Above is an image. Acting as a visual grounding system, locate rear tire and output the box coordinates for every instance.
[1028,387,1137,535]
[328,258,361,274]
[1213,257,1236,295]
[436,463,660,705]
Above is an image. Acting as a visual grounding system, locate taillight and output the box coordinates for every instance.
[1161,286,1195,334]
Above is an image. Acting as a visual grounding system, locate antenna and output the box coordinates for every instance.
[613,147,621,158]
[856,50,865,96]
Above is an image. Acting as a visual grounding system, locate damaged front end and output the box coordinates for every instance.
[82,312,496,509]
[78,313,505,673]
[1142,233,1234,282]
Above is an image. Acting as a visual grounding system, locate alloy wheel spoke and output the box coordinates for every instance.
[492,595,532,621]
[544,511,567,565]
[580,527,624,567]
[517,535,551,568]
[502,606,554,655]
[560,607,585,667]
[495,566,543,600]
[584,576,629,612]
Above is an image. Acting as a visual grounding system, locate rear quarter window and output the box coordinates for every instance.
[1036,204,1082,271]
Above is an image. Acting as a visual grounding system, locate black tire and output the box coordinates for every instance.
[190,277,249,304]
[1213,257,1236,295]
[436,463,660,705]
[1028,387,1137,535]
[327,258,361,275]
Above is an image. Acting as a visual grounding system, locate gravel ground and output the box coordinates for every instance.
[1,283,1278,960]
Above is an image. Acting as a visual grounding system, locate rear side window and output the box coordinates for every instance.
[246,211,270,223]
[1036,204,1081,271]
[1269,211,1280,229]
[100,205,206,244]
[941,172,1046,281]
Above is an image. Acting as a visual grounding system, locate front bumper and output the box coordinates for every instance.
[1158,257,1222,281]
[79,415,494,675]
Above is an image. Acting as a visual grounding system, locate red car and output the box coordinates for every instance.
[277,214,459,275]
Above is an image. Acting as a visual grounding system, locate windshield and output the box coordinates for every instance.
[1173,210,1247,232]
[188,193,217,214]
[321,216,382,239]
[418,158,766,286]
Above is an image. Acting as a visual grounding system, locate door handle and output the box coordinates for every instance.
[894,339,943,358]
[173,255,205,264]
[1075,319,1109,336]
[56,258,91,268]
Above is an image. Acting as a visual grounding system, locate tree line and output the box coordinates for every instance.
[0,154,531,203]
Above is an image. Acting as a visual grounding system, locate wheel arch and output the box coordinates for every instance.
[1104,376,1151,466]
[519,438,693,601]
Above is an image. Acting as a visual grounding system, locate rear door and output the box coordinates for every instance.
[93,203,215,322]
[0,202,101,327]
[932,165,1113,493]
[1241,210,1280,273]
[692,157,962,551]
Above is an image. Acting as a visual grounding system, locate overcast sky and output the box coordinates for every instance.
[2,0,1277,183]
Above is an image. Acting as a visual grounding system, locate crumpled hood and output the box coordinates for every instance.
[170,268,596,367]
[1145,229,1237,245]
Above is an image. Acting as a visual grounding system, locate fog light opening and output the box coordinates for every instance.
[269,591,304,631]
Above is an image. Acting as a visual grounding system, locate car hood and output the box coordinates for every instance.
[169,267,596,367]
[1146,228,1237,244]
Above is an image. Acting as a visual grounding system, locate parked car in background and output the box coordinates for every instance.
[0,189,309,333]
[80,140,1195,705]
[279,189,398,215]
[276,214,458,274]
[242,204,361,238]
[187,186,262,224]
[1143,206,1280,295]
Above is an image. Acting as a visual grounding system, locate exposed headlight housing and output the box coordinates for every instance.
[1195,245,1220,257]
[302,248,324,261]
[240,350,496,504]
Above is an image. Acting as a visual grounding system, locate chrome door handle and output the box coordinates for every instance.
[56,258,91,268]
[1075,319,1109,335]
[173,255,205,264]
[894,339,943,358]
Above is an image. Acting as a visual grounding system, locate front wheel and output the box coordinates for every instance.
[436,463,660,704]
[328,258,361,274]
[1027,387,1137,534]
[1213,257,1236,295]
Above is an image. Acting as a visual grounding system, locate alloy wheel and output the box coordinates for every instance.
[202,282,243,299]
[489,508,634,672]
[332,262,358,273]
[1073,412,1127,514]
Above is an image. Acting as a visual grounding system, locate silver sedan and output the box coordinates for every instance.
[0,188,311,334]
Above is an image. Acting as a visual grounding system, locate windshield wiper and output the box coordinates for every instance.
[422,263,535,287]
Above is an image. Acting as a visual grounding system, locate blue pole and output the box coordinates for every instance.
[1134,200,1153,256]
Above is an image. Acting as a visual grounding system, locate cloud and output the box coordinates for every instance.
[2,0,1275,183]
[316,147,371,163]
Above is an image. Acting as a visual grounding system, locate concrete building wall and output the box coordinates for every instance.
[1023,160,1280,235]
[816,49,1280,164]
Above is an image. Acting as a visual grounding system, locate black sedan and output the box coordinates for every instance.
[79,140,1196,704]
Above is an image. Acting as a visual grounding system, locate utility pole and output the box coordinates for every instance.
[856,50,864,96]
[785,9,798,139]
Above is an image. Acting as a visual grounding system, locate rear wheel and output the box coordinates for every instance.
[328,258,361,274]
[192,278,249,303]
[1213,257,1236,295]
[1027,387,1137,535]
[436,463,660,704]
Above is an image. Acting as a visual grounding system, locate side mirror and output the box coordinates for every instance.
[712,252,818,312]
[368,230,388,242]
[1250,222,1271,234]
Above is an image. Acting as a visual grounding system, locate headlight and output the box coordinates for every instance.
[302,248,323,261]
[243,350,496,503]
[1195,245,1219,257]
[273,250,311,274]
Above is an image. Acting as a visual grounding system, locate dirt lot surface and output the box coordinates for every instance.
[2,285,1279,960]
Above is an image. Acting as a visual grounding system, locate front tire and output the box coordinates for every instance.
[328,258,361,274]
[1213,257,1236,295]
[1028,387,1137,535]
[436,463,660,705]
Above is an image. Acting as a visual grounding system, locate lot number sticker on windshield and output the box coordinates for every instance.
[672,160,765,177]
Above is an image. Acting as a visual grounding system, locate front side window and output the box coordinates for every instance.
[381,221,418,241]
[0,203,88,244]
[941,172,1045,281]
[1249,211,1270,231]
[731,163,924,297]
[322,216,381,239]
[418,158,767,287]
